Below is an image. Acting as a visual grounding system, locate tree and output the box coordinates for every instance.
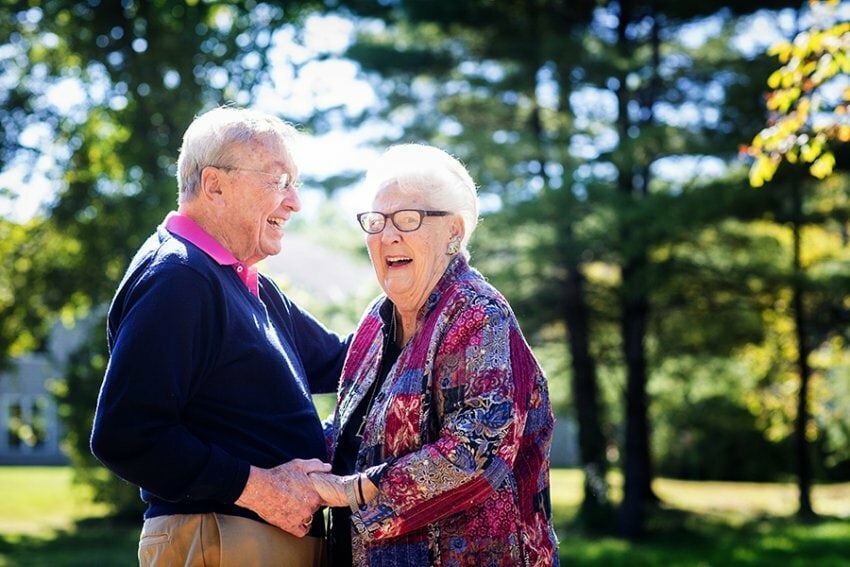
[0,0,324,514]
[748,0,850,186]
[334,0,617,531]
[333,0,803,539]
[747,0,850,518]
[595,0,803,537]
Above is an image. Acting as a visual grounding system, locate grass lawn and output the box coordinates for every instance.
[550,469,850,566]
[1,467,848,566]
[0,467,138,566]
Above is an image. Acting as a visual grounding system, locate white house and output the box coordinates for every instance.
[0,318,88,465]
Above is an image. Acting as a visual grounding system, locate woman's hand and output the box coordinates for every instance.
[308,472,380,509]
[308,472,348,507]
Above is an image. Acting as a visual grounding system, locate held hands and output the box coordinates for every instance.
[309,471,379,510]
[235,459,330,537]
[307,471,349,507]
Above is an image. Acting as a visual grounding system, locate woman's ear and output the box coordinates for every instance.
[446,216,465,256]
[450,216,465,243]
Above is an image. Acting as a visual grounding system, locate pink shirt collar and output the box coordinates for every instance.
[164,212,259,297]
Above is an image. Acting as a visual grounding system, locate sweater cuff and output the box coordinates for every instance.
[224,459,252,504]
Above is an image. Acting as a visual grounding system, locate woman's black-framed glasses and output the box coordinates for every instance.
[356,209,451,234]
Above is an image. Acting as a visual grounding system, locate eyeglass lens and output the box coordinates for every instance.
[359,210,424,233]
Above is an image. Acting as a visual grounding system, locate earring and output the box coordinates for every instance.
[447,239,461,256]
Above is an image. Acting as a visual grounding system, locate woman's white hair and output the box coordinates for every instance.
[365,143,479,254]
[176,107,298,203]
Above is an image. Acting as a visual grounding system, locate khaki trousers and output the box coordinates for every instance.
[138,513,326,567]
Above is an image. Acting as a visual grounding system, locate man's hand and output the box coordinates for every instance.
[235,459,330,536]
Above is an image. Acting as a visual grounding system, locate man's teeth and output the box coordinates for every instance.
[268,217,284,227]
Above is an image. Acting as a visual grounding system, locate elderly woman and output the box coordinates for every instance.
[311,144,559,566]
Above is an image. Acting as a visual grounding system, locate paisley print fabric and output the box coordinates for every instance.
[329,256,559,566]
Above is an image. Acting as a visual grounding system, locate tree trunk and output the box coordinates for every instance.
[539,3,614,526]
[530,79,613,530]
[563,260,613,531]
[614,0,657,540]
[791,180,815,518]
[617,265,652,539]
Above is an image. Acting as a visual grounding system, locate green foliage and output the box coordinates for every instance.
[0,1,320,365]
[0,0,326,517]
[654,395,792,481]
[50,317,145,519]
[333,3,850,525]
[748,0,850,186]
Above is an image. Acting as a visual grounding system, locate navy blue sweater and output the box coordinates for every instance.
[91,225,349,521]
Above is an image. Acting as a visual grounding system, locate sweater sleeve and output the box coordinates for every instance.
[287,296,352,396]
[353,298,527,539]
[90,263,249,504]
[258,275,351,396]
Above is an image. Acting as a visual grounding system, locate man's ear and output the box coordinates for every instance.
[200,166,225,202]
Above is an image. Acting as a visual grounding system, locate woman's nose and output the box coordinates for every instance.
[380,220,402,242]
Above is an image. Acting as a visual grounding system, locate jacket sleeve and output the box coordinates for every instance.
[353,298,529,539]
[90,264,249,504]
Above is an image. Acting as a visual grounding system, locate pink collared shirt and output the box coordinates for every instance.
[164,212,259,297]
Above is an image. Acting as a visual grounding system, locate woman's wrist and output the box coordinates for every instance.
[343,472,380,512]
[359,474,379,503]
[344,474,362,511]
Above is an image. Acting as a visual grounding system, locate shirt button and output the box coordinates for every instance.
[236,265,244,272]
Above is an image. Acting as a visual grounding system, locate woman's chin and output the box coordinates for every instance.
[381,281,414,304]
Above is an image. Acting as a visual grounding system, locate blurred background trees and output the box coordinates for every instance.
[1,0,848,538]
[1,0,317,517]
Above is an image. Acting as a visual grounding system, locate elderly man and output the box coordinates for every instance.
[90,107,348,566]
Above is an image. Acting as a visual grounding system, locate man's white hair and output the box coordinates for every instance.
[176,107,298,203]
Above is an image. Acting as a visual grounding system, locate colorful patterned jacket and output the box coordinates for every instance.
[328,256,559,566]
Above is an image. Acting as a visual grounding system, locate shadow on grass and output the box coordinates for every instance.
[558,506,850,567]
[0,516,138,567]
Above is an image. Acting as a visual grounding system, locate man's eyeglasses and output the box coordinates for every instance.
[356,209,451,234]
[211,166,300,194]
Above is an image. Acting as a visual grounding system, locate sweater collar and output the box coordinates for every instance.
[163,211,259,297]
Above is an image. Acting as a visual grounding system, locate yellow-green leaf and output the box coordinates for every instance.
[810,152,836,178]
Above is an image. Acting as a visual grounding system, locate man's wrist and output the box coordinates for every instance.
[235,465,259,508]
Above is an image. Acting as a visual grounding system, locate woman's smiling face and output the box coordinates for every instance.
[366,181,461,316]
